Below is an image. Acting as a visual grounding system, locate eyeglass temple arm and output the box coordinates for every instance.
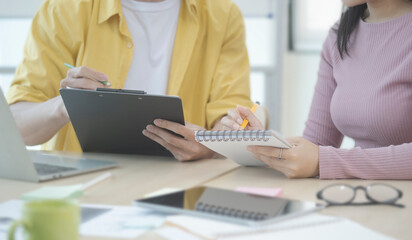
[325,202,405,208]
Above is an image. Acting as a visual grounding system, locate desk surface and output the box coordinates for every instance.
[0,153,410,240]
[0,153,238,205]
[204,167,411,240]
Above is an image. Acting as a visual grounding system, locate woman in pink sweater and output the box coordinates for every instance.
[222,0,412,179]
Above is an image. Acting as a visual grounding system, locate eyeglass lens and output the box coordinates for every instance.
[366,184,400,203]
[321,185,355,204]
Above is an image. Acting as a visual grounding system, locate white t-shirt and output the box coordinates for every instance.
[121,0,181,94]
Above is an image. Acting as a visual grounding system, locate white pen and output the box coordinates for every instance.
[82,172,112,191]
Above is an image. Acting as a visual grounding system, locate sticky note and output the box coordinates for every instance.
[235,187,283,198]
[21,185,84,201]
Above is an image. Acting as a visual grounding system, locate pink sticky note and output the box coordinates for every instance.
[235,187,283,198]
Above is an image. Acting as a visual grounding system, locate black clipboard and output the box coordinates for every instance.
[60,88,185,156]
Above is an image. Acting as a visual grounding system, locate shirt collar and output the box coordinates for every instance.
[98,0,197,24]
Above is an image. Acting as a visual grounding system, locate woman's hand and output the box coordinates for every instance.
[247,137,319,178]
[221,106,264,130]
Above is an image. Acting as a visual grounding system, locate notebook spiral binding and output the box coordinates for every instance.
[195,201,269,221]
[195,130,270,142]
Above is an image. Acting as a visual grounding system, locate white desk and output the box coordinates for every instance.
[1,152,410,239]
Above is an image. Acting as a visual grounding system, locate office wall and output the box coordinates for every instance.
[0,0,43,17]
[234,0,286,130]
[281,53,355,149]
[282,0,354,148]
[281,53,319,137]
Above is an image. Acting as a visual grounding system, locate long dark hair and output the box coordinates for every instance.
[335,4,367,59]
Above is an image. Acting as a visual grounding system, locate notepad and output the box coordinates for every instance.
[195,130,291,166]
[235,187,283,198]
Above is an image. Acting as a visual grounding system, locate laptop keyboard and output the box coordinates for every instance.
[34,162,77,176]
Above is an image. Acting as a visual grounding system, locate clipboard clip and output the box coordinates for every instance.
[96,88,147,94]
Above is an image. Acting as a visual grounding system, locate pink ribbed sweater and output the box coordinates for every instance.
[303,12,412,180]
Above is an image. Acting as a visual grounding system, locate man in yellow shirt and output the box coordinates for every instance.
[7,0,252,161]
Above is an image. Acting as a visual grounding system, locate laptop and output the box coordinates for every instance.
[0,88,117,182]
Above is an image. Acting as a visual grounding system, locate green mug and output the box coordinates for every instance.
[8,200,79,240]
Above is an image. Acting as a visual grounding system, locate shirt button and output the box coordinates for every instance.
[127,42,133,49]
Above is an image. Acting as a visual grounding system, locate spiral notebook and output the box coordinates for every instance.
[195,130,291,166]
[194,187,289,221]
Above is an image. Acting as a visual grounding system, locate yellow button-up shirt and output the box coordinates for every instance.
[7,0,252,152]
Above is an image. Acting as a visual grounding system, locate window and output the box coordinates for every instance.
[291,0,342,52]
[0,0,41,93]
[0,19,32,94]
[244,17,276,106]
[0,0,43,150]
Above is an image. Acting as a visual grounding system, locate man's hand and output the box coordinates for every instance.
[59,65,112,122]
[60,66,112,89]
[143,119,216,162]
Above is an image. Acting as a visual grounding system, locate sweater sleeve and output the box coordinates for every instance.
[319,143,412,179]
[303,30,344,147]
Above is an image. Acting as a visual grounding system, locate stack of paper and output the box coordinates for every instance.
[80,204,167,238]
[164,213,394,240]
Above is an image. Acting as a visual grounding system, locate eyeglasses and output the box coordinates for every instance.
[317,183,404,208]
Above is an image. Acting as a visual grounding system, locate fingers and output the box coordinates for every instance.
[62,66,112,89]
[247,146,304,178]
[60,77,106,90]
[68,66,109,83]
[143,124,212,161]
[237,106,263,129]
[251,152,287,171]
[142,129,188,160]
[144,124,188,148]
[228,108,244,125]
[153,119,195,140]
[247,146,292,160]
[221,116,240,130]
[221,106,265,131]
[248,148,295,178]
[247,139,318,178]
[221,108,244,130]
